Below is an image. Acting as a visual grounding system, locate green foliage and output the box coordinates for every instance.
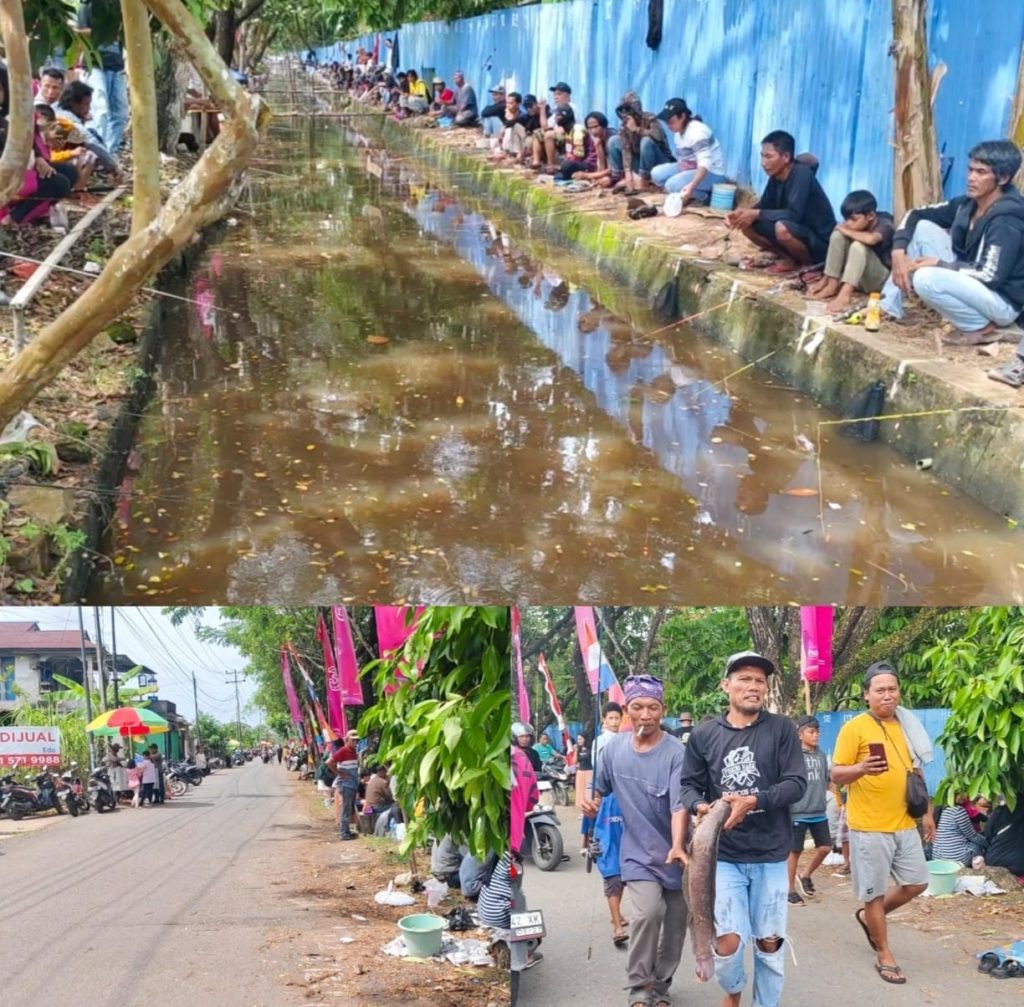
[7,683,91,772]
[926,608,1024,810]
[0,441,59,476]
[358,606,510,859]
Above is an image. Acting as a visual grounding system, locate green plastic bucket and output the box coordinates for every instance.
[398,914,444,956]
[926,859,961,895]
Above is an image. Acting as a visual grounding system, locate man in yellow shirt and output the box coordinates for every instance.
[406,70,429,114]
[831,662,934,987]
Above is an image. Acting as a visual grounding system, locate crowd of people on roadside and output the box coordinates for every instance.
[316,52,1024,389]
[510,656,1024,1007]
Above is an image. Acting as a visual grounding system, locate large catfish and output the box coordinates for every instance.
[687,800,731,982]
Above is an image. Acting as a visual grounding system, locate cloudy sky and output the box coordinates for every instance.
[0,607,258,726]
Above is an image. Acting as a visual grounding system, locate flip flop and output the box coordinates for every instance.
[875,963,906,985]
[978,953,1001,974]
[855,909,880,952]
[992,961,1024,979]
[612,930,629,947]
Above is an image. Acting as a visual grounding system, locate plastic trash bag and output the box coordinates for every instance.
[424,877,448,910]
[374,882,416,907]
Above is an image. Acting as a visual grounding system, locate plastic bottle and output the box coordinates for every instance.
[865,292,881,332]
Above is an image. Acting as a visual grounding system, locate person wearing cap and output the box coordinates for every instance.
[672,710,694,743]
[786,715,831,906]
[607,90,673,194]
[830,662,934,986]
[427,77,455,119]
[530,81,576,171]
[327,729,362,841]
[652,97,728,205]
[580,675,688,1007]
[480,83,506,139]
[725,129,836,272]
[676,651,806,1007]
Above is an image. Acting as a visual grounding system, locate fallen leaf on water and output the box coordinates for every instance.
[784,488,818,497]
[253,471,268,478]
[900,522,917,531]
[366,334,390,346]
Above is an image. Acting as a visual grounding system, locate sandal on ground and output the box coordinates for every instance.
[612,928,629,947]
[738,254,778,270]
[875,963,906,985]
[988,359,1024,389]
[978,953,1001,974]
[992,960,1024,979]
[628,205,658,220]
[943,325,1000,346]
[523,951,544,970]
[855,909,880,952]
[627,991,650,1007]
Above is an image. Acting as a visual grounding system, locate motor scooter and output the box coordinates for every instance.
[34,770,64,815]
[59,763,89,815]
[539,755,570,806]
[488,853,544,1007]
[520,805,564,871]
[0,772,57,819]
[87,767,118,812]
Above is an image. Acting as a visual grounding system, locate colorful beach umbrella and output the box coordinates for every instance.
[86,706,170,737]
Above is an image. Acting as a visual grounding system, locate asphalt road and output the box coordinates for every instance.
[1,760,312,1006]
[520,806,1024,1007]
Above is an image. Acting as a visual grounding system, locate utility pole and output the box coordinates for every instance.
[192,672,201,751]
[226,672,244,748]
[92,607,108,713]
[109,607,120,708]
[77,606,95,770]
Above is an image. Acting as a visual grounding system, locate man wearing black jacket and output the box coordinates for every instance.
[677,651,806,1007]
[878,141,1024,378]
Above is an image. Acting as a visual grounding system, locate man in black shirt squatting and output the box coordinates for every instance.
[675,651,807,1007]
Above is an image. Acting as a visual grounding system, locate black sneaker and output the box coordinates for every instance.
[787,891,805,907]
[798,875,816,897]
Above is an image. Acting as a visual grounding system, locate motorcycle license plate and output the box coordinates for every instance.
[510,910,545,941]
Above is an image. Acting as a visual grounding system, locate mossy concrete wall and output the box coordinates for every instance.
[369,117,1024,523]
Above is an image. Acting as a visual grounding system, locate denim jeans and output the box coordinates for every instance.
[880,219,1018,332]
[607,133,672,180]
[338,785,357,837]
[651,163,727,196]
[88,68,129,154]
[713,860,788,1007]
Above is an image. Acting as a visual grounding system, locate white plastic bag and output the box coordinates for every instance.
[374,882,416,907]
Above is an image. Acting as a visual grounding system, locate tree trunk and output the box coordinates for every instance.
[635,607,667,675]
[570,644,595,735]
[0,0,34,207]
[121,0,161,232]
[213,8,236,67]
[891,0,944,218]
[153,35,187,154]
[0,0,264,428]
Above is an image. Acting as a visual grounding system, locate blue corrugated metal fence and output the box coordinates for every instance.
[312,0,1024,213]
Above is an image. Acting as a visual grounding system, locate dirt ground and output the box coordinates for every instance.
[268,781,509,1006]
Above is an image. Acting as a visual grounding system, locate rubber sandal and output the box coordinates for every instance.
[855,909,880,952]
[978,953,1001,974]
[992,960,1023,979]
[523,951,544,970]
[612,930,629,947]
[875,963,906,985]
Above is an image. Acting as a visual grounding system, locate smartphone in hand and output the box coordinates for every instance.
[868,742,889,770]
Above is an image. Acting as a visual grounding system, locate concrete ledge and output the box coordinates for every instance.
[362,115,1024,524]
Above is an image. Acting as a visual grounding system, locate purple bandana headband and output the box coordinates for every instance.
[623,674,664,703]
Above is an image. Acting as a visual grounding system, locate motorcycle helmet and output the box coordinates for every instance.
[511,721,535,741]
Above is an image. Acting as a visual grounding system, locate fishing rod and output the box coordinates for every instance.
[0,252,243,318]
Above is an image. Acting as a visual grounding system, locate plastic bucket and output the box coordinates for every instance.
[926,859,961,895]
[710,183,737,212]
[398,914,444,956]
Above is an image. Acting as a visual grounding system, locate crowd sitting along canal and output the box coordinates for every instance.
[510,661,1024,1006]
[309,53,1024,392]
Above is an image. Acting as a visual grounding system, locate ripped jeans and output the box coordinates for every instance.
[713,860,788,1007]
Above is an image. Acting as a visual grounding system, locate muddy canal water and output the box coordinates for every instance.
[91,123,1024,604]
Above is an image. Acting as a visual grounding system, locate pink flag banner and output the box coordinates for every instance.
[280,649,304,727]
[375,606,424,693]
[316,613,346,736]
[800,607,835,682]
[512,608,530,724]
[332,606,365,705]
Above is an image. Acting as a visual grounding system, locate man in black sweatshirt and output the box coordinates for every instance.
[878,141,1024,382]
[678,651,806,1007]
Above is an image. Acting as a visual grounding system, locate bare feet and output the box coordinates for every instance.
[721,993,742,1007]
[809,276,840,299]
[827,291,854,315]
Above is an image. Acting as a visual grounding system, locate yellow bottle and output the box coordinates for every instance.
[865,292,881,332]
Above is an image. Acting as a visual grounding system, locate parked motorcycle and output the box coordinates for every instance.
[232,750,245,767]
[487,853,544,1007]
[165,767,189,798]
[87,767,118,812]
[0,772,62,819]
[59,763,90,816]
[171,761,203,787]
[34,770,65,815]
[520,805,564,871]
[539,755,570,807]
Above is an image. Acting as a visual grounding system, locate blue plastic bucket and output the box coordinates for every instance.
[398,914,444,956]
[710,183,737,211]
[926,859,961,896]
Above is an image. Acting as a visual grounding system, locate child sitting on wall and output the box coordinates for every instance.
[806,189,894,314]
